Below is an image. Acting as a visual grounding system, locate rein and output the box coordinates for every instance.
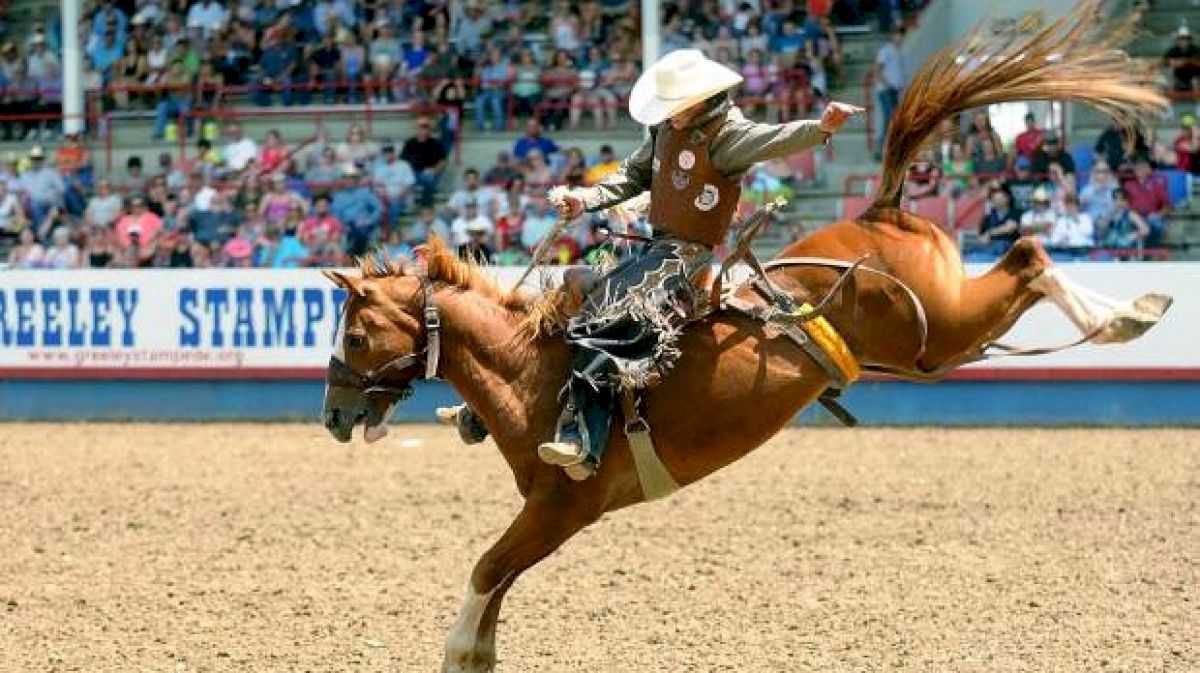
[327,276,443,396]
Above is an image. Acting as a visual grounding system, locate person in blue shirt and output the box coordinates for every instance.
[512,118,559,160]
[770,20,806,61]
[89,29,124,81]
[256,29,307,106]
[91,1,128,44]
[331,164,383,256]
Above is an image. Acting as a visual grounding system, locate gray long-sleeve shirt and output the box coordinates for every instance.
[578,105,828,212]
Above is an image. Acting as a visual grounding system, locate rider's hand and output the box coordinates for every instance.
[820,101,865,134]
[556,193,585,219]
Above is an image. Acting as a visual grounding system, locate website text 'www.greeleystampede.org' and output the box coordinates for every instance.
[23,349,247,368]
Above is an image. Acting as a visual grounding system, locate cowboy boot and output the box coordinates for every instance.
[537,403,589,468]
[435,404,490,444]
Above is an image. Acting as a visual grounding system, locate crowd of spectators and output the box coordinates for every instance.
[0,0,900,139]
[899,109,1187,261]
[0,114,663,269]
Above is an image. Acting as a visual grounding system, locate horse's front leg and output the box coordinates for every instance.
[442,488,602,673]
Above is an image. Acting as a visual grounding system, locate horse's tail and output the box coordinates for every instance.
[871,0,1168,210]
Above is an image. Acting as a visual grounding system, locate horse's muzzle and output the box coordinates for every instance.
[323,407,361,443]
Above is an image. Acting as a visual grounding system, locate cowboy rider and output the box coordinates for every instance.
[443,49,862,480]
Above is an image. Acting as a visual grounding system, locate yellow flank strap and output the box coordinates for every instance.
[795,303,860,384]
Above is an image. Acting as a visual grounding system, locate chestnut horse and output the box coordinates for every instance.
[322,5,1171,671]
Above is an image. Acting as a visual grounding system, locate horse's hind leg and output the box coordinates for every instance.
[1028,265,1172,345]
[442,490,600,673]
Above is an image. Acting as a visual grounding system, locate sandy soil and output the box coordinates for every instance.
[0,425,1195,672]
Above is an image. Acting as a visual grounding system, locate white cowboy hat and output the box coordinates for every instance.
[628,49,743,126]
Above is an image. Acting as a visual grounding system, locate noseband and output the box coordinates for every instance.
[327,276,442,398]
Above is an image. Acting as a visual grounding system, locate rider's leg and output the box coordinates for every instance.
[537,376,615,480]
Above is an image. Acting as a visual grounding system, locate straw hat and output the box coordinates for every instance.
[628,49,743,126]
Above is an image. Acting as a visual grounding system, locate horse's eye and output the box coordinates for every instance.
[346,334,368,352]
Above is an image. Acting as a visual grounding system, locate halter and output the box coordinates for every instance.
[326,276,442,398]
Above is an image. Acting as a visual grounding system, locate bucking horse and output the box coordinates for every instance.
[321,4,1173,671]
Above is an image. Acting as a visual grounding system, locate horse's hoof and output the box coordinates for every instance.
[436,405,464,425]
[1092,293,1173,344]
[437,405,490,445]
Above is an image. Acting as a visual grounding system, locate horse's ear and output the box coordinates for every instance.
[323,269,366,296]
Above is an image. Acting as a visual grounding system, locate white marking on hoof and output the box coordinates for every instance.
[442,582,503,673]
[436,404,464,425]
[1031,269,1172,344]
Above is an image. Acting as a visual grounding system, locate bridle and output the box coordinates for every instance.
[326,276,442,399]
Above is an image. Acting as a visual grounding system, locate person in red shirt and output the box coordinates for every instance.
[1172,114,1197,174]
[1121,158,1169,244]
[298,194,343,245]
[1014,112,1044,161]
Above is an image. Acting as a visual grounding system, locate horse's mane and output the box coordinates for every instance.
[356,236,572,338]
[872,0,1167,210]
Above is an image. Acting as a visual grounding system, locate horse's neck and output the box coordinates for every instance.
[436,290,566,453]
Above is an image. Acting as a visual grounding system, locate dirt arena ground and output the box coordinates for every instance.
[0,425,1195,672]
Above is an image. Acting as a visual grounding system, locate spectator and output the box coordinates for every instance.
[585,145,620,185]
[256,23,306,106]
[964,111,1003,166]
[151,59,193,140]
[9,228,46,268]
[772,20,807,64]
[125,155,145,185]
[368,19,402,103]
[1048,193,1094,254]
[82,224,119,268]
[109,46,148,110]
[450,200,494,247]
[335,124,379,165]
[873,29,907,150]
[452,2,493,57]
[221,122,259,171]
[308,31,342,103]
[942,141,973,197]
[904,150,942,200]
[1094,121,1148,171]
[513,118,560,161]
[511,49,542,121]
[974,186,1020,255]
[1019,187,1056,243]
[409,204,450,243]
[158,152,185,191]
[331,163,383,255]
[259,173,309,227]
[88,28,124,80]
[457,219,495,264]
[19,146,65,226]
[484,151,521,187]
[299,194,343,244]
[186,0,229,37]
[1032,132,1076,177]
[269,206,311,268]
[522,148,554,188]
[1174,115,1198,175]
[44,225,81,268]
[519,194,559,251]
[572,46,618,131]
[373,143,415,219]
[221,232,255,267]
[92,0,129,43]
[974,138,1007,177]
[474,46,513,132]
[1079,161,1118,228]
[1004,156,1043,213]
[1013,112,1044,162]
[259,129,288,174]
[556,147,588,187]
[0,179,26,242]
[1163,25,1199,94]
[448,168,499,218]
[306,146,341,184]
[548,1,581,53]
[603,49,638,103]
[115,194,164,266]
[400,116,448,206]
[338,31,366,103]
[1101,188,1151,249]
[1122,158,1169,244]
[401,30,430,79]
[84,178,123,228]
[740,21,768,56]
[540,50,579,131]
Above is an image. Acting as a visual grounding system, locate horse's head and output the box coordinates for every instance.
[322,267,441,443]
